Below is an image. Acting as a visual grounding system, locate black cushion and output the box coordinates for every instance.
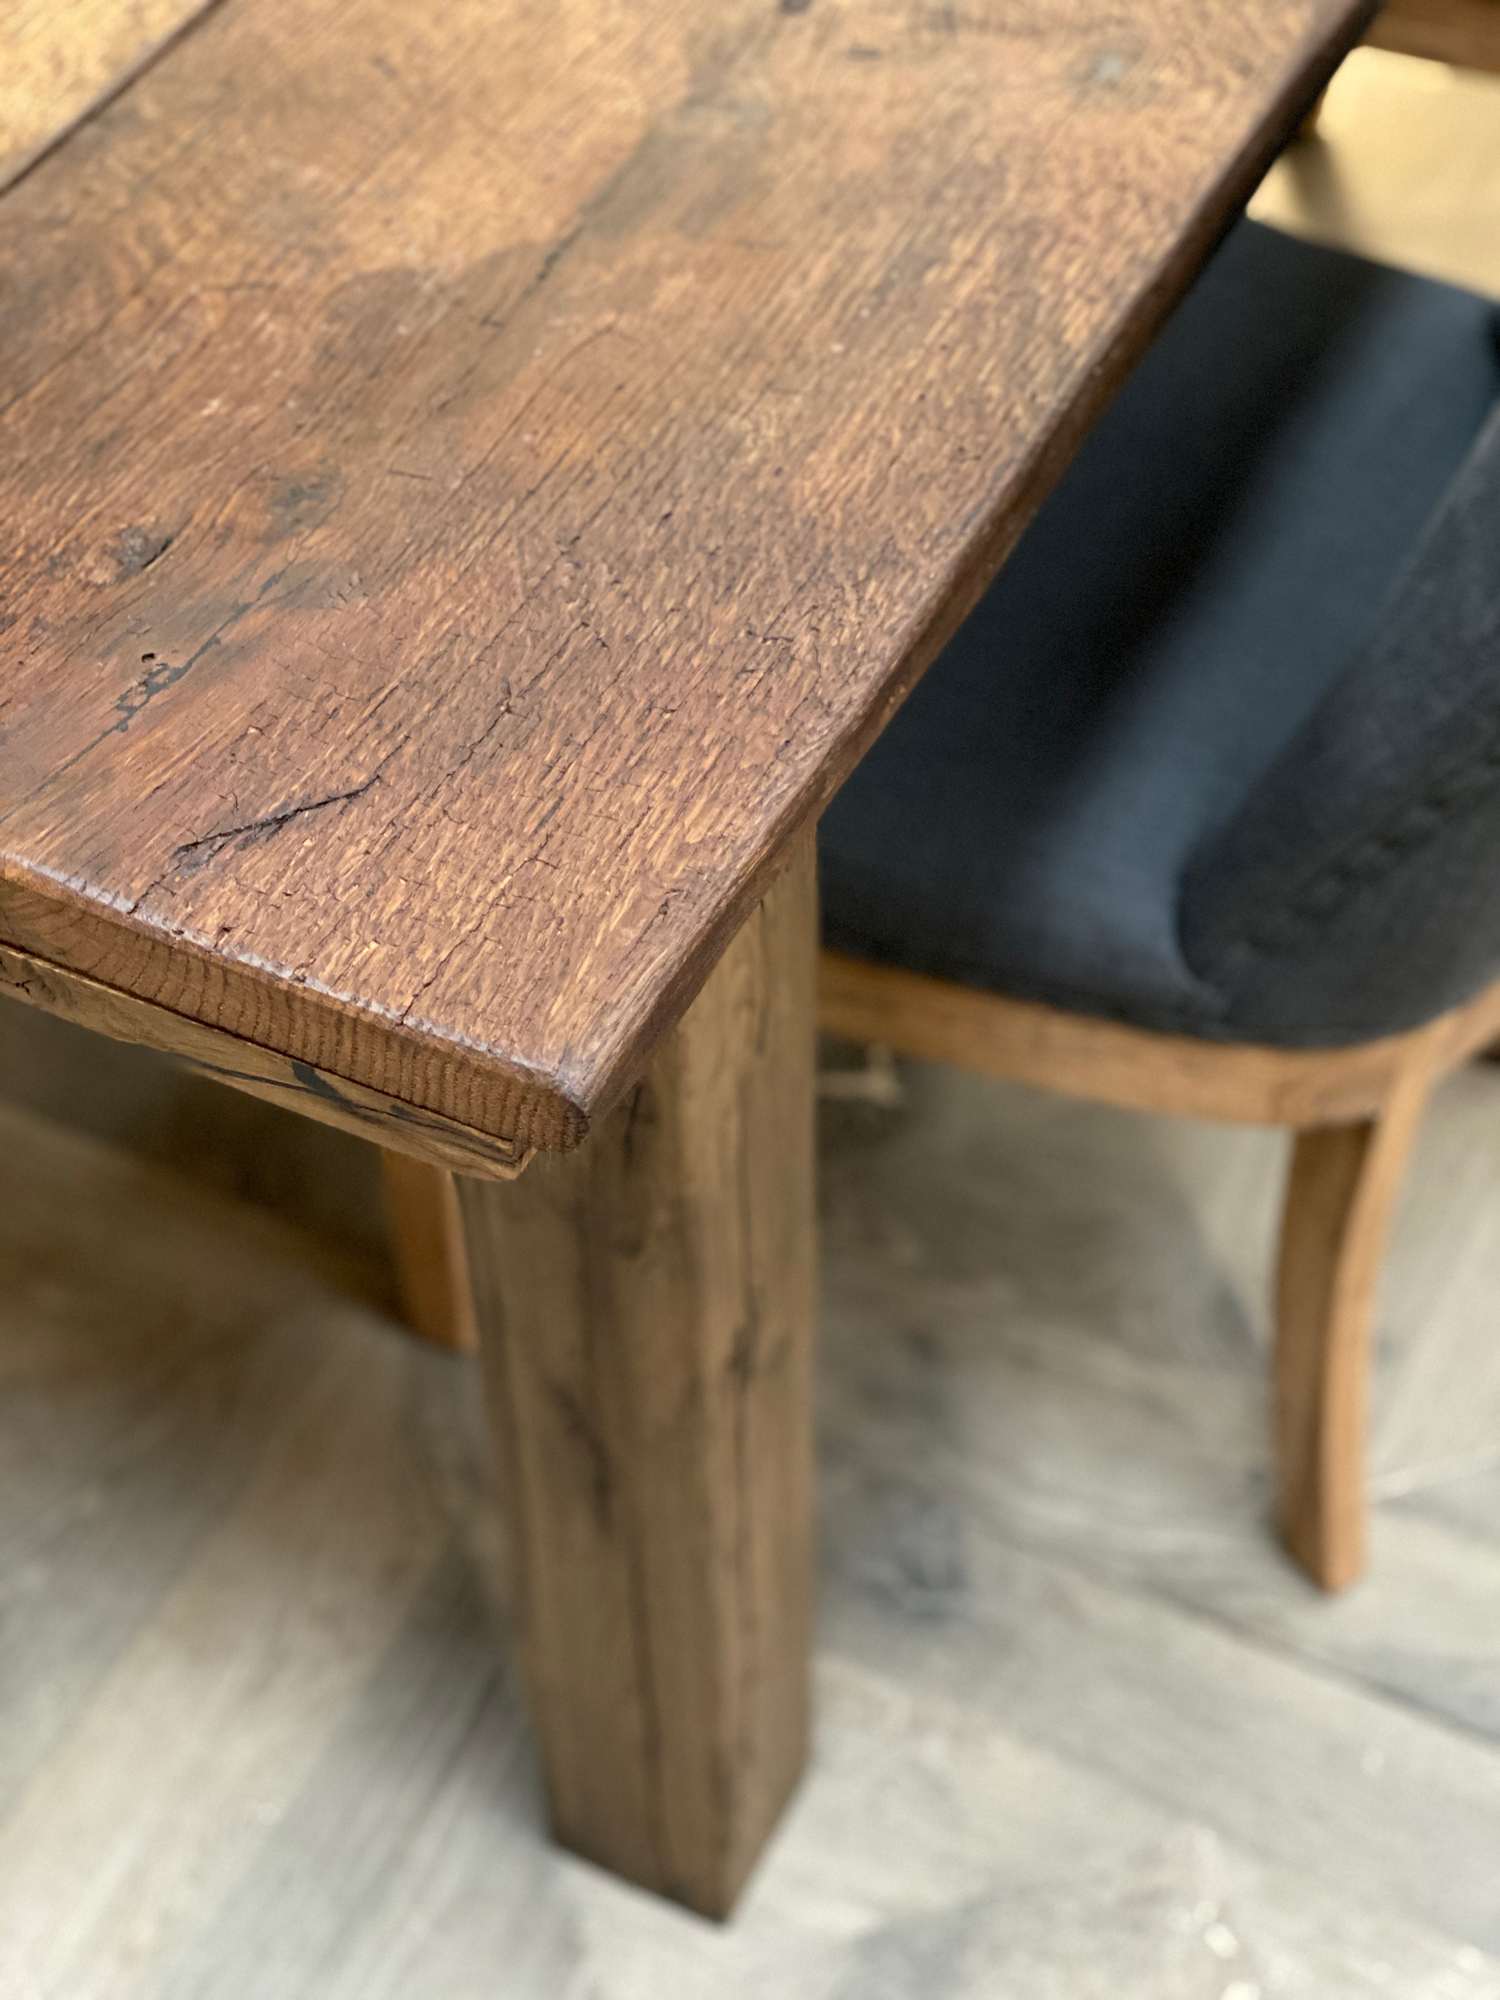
[1183,402,1500,1043]
[819,219,1500,1042]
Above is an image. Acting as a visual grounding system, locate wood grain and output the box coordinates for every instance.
[12,1073,1500,1988]
[456,839,816,1917]
[0,0,1370,1157]
[0,941,530,1178]
[821,950,1500,1588]
[817,947,1499,1129]
[1273,1046,1438,1589]
[380,1152,479,1350]
[0,0,218,192]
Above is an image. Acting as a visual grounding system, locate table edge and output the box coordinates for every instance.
[1,0,1376,1151]
[0,938,533,1179]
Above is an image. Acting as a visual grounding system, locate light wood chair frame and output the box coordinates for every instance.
[384,948,1500,1588]
[818,949,1500,1589]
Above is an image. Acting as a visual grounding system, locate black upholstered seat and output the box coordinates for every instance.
[819,220,1500,1047]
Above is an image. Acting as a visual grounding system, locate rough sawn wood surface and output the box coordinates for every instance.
[0,0,1368,1152]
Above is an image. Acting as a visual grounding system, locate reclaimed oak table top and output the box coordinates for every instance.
[3,0,1373,1923]
[0,0,1368,1171]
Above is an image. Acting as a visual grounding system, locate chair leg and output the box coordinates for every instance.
[1273,1063,1432,1589]
[380,1150,479,1352]
[1294,85,1327,142]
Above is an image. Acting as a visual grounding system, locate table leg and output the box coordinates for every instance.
[381,1150,479,1352]
[455,839,817,1918]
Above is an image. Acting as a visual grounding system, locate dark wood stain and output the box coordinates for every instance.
[0,0,1369,1153]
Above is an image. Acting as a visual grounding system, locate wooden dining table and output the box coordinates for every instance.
[2,0,1370,1919]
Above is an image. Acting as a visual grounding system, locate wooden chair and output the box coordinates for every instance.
[819,959,1500,1590]
[381,1149,479,1352]
[817,218,1500,1591]
[394,220,1500,1589]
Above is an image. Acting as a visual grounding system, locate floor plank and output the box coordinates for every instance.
[819,1060,1500,1742]
[6,1069,1500,1992]
[0,1284,453,1998]
[0,1105,391,1809]
[7,32,1500,1987]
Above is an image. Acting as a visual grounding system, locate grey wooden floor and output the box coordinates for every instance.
[4,1046,1500,1999]
[8,48,1500,1993]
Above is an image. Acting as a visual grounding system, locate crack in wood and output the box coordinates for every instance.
[170,774,382,868]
